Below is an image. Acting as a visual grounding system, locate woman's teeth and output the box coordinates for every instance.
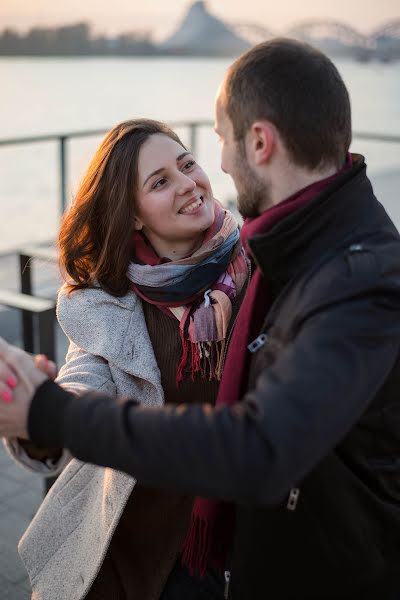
[179,197,203,214]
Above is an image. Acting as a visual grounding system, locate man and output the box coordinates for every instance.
[1,38,400,599]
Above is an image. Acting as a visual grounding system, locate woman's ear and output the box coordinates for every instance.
[133,216,143,231]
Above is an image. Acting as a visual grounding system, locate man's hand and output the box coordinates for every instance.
[0,338,53,439]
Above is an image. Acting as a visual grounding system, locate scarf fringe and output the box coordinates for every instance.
[176,337,226,387]
[215,338,226,380]
[181,511,213,578]
[181,504,235,578]
[176,328,190,387]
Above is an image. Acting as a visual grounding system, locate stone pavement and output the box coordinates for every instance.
[0,443,44,599]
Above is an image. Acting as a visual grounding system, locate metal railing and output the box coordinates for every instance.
[0,120,213,215]
[0,122,400,217]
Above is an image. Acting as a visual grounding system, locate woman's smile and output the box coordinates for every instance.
[178,195,204,215]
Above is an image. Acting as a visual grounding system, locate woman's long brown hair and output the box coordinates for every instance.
[59,119,185,296]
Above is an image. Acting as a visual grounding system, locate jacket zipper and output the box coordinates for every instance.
[287,487,300,511]
[247,327,302,514]
[247,333,268,353]
[224,570,231,599]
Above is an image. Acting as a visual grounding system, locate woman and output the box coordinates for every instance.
[4,119,248,600]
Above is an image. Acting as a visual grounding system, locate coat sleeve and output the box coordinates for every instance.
[28,283,400,504]
[56,340,117,398]
[3,286,121,478]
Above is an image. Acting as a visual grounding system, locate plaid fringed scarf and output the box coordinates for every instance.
[127,204,248,385]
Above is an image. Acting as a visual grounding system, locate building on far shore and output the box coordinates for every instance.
[159,1,250,57]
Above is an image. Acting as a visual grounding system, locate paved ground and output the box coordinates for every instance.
[0,248,67,598]
[0,443,44,599]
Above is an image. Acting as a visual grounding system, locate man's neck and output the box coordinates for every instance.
[267,162,339,210]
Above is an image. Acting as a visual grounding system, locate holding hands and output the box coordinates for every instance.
[0,338,56,438]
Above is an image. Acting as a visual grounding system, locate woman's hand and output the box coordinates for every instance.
[0,338,54,439]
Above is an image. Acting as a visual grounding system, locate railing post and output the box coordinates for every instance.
[19,253,34,353]
[37,308,56,363]
[189,123,198,156]
[59,135,67,215]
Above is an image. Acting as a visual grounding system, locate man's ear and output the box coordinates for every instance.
[133,216,143,231]
[247,121,276,166]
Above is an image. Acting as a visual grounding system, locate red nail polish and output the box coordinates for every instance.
[1,389,12,403]
[6,376,17,389]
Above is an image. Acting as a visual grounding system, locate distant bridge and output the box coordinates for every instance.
[372,18,400,40]
[230,18,400,57]
[287,19,370,48]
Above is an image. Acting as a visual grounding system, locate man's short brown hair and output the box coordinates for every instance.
[223,38,352,170]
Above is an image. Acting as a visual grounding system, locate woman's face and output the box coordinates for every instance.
[134,133,215,256]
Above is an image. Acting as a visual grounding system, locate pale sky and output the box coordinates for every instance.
[0,0,399,39]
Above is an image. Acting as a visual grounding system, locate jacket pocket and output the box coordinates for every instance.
[345,244,379,278]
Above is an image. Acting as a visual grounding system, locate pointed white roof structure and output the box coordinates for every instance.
[160,1,250,56]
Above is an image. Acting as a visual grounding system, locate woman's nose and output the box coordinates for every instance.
[176,171,196,195]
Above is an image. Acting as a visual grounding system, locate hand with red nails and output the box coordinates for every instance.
[0,337,54,439]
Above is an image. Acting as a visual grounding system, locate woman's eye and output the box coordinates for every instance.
[153,177,167,189]
[183,160,195,171]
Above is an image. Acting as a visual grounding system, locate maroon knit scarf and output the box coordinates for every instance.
[182,161,351,577]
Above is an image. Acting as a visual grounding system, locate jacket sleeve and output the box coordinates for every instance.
[56,340,117,397]
[28,286,400,504]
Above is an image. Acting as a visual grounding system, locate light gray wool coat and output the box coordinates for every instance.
[3,285,166,600]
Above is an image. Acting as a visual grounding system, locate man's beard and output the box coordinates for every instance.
[234,141,272,219]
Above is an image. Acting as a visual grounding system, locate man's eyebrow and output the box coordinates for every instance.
[142,152,192,188]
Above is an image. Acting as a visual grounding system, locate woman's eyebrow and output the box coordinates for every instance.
[142,152,193,188]
[177,151,191,161]
[143,168,164,188]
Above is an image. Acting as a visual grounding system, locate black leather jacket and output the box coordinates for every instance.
[31,155,400,599]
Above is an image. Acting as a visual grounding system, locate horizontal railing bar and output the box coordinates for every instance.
[352,131,400,143]
[0,120,216,147]
[1,125,400,147]
[0,289,55,312]
[18,244,58,261]
[0,130,107,145]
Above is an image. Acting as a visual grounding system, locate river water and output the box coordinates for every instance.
[0,56,399,252]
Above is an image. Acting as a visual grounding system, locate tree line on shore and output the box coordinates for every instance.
[0,23,159,56]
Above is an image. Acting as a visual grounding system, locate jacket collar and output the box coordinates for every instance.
[246,154,386,292]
